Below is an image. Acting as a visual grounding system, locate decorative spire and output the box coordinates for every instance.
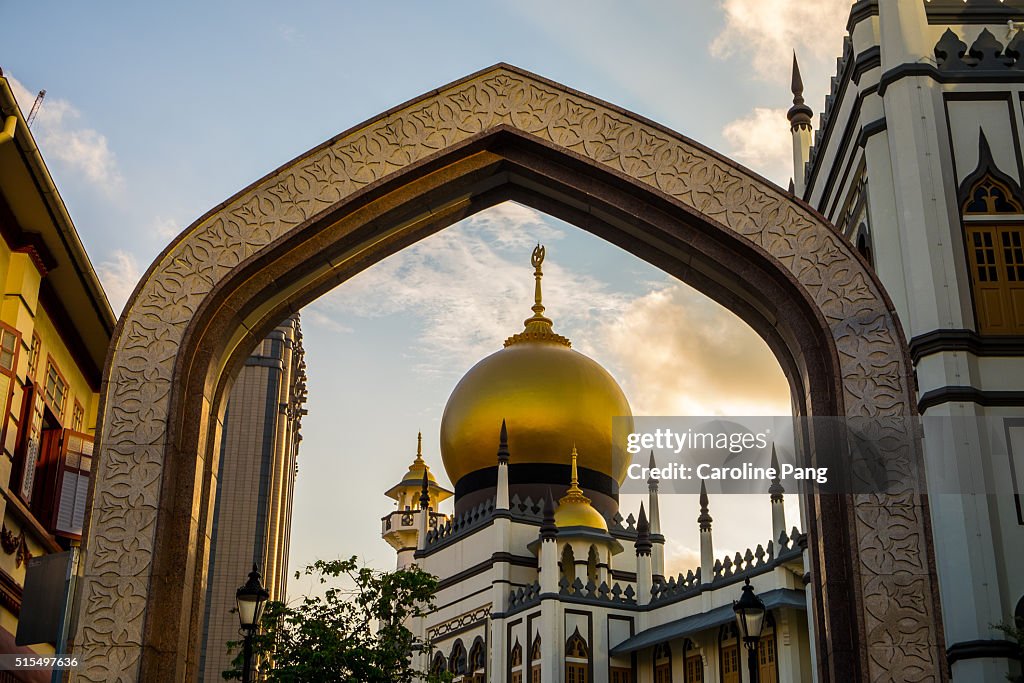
[540,492,558,540]
[769,445,785,502]
[647,451,659,491]
[414,431,424,466]
[635,502,652,556]
[698,480,712,532]
[419,471,430,510]
[497,419,510,464]
[560,445,590,504]
[787,52,813,130]
[504,245,571,348]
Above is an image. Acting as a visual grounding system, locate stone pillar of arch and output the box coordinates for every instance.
[69,64,946,682]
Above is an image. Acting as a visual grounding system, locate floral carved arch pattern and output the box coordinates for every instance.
[69,65,943,682]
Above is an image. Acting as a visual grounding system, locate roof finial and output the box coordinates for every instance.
[569,444,581,491]
[504,245,571,348]
[791,51,804,101]
[769,444,785,502]
[531,244,547,321]
[787,52,813,130]
[647,451,659,491]
[414,431,424,465]
[497,419,510,464]
[635,501,652,555]
[698,480,712,532]
[559,445,591,506]
[419,470,430,510]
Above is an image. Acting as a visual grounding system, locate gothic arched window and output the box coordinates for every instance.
[653,642,672,683]
[431,653,447,676]
[467,637,486,682]
[561,544,576,586]
[959,133,1024,334]
[449,639,467,676]
[530,634,542,683]
[511,639,524,683]
[565,628,589,683]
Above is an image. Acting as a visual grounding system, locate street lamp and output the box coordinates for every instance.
[733,577,766,683]
[236,563,270,683]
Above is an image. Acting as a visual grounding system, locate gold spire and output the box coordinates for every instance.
[563,445,586,500]
[554,445,608,531]
[504,244,571,348]
[414,431,424,466]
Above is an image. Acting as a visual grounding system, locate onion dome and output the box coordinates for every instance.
[554,447,608,532]
[439,245,634,514]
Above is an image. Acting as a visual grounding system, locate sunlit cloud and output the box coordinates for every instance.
[598,283,790,417]
[96,249,141,315]
[721,106,792,184]
[8,75,125,196]
[709,0,851,83]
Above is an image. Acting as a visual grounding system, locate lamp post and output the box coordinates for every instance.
[236,563,270,683]
[733,577,766,683]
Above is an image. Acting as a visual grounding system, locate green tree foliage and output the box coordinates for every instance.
[994,619,1024,683]
[223,557,452,682]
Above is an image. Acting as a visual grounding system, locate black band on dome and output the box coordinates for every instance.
[455,463,620,500]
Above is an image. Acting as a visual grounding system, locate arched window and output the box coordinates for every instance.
[431,652,447,676]
[959,132,1024,334]
[466,637,485,683]
[757,615,779,683]
[855,223,873,268]
[719,624,740,683]
[587,545,599,585]
[653,642,672,683]
[683,639,703,682]
[511,639,524,683]
[530,634,542,683]
[449,639,468,677]
[565,628,589,683]
[561,544,576,585]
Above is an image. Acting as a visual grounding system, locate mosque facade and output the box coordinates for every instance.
[382,248,813,683]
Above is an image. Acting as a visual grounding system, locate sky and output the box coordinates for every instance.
[1,1,854,593]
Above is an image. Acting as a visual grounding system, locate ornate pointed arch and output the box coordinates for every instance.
[959,128,1024,213]
[69,64,943,682]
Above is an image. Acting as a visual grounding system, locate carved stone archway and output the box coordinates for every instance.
[69,65,945,682]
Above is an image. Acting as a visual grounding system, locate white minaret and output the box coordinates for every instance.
[647,451,665,580]
[769,445,787,543]
[495,419,510,511]
[698,480,714,584]
[635,502,653,606]
[788,52,813,195]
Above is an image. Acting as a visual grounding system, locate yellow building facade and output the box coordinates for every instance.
[0,69,115,674]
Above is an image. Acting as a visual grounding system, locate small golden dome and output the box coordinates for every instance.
[554,447,608,531]
[385,433,452,502]
[439,245,634,487]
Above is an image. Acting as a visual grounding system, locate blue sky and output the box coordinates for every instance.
[2,1,852,588]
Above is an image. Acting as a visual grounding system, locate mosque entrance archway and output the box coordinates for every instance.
[69,65,944,682]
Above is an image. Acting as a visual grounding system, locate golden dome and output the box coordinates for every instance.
[439,245,634,488]
[554,447,609,531]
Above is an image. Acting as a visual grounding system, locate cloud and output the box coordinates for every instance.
[96,250,141,315]
[721,106,792,184]
[308,202,624,375]
[7,75,124,195]
[309,201,790,416]
[151,215,183,240]
[598,283,791,416]
[709,0,851,82]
